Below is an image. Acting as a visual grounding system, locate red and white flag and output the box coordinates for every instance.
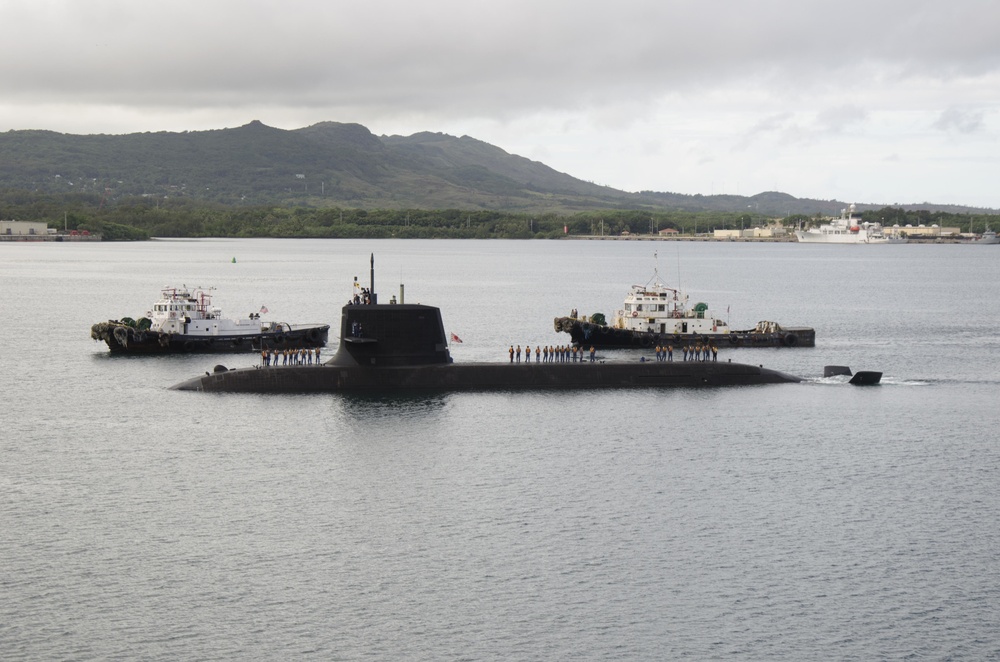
[260,306,269,314]
[450,332,463,343]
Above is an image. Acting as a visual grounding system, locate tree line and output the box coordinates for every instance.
[1,190,996,241]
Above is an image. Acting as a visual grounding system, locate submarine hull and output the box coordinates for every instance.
[172,361,802,393]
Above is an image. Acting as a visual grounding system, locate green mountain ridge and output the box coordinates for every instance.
[0,121,994,216]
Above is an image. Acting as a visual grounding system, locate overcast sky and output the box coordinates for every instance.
[3,0,998,208]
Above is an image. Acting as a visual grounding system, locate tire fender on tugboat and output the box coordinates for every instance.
[783,333,798,347]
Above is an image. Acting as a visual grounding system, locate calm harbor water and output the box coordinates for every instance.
[2,238,999,660]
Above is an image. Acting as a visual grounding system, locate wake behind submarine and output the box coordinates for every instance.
[170,255,872,394]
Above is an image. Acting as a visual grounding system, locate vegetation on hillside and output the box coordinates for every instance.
[3,122,994,218]
[2,190,996,241]
[0,122,638,213]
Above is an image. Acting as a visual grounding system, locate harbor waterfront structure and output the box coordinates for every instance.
[1,219,100,241]
[714,224,789,239]
[714,222,962,241]
[1,220,47,236]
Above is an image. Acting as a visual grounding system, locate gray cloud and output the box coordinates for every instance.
[933,107,986,133]
[816,106,868,134]
[4,0,998,114]
[2,0,999,206]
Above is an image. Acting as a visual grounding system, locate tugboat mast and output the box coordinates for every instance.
[370,253,377,304]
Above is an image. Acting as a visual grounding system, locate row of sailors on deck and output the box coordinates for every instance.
[261,347,321,366]
[663,344,718,362]
[510,344,597,363]
[504,343,718,364]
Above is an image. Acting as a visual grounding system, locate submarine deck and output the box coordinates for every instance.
[172,359,801,393]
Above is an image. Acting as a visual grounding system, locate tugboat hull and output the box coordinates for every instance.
[556,318,815,349]
[91,323,329,355]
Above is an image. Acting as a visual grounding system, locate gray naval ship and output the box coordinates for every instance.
[171,255,820,394]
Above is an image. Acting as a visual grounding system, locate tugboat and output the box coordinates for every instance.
[91,286,329,354]
[554,270,814,350]
[171,255,804,393]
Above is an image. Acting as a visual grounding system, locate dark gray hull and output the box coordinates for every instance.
[91,323,329,354]
[557,318,815,349]
[172,360,801,393]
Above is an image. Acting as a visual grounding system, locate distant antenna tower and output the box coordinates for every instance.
[98,184,112,210]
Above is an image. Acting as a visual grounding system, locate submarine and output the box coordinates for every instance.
[171,254,804,394]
